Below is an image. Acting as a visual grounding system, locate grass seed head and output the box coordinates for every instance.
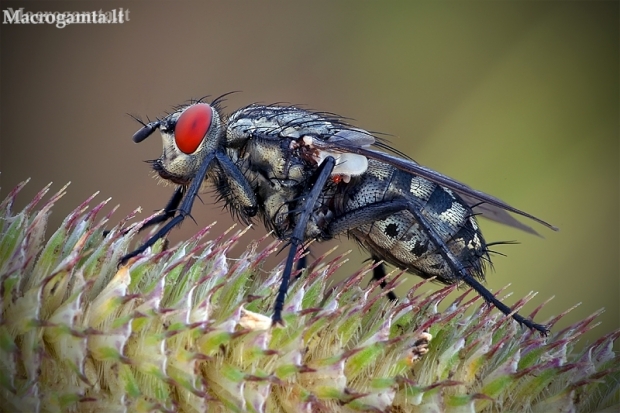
[0,181,618,412]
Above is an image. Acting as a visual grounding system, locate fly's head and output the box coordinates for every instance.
[132,103,224,185]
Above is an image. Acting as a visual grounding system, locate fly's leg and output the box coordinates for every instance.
[272,156,336,325]
[405,202,548,334]
[103,186,184,239]
[120,151,257,265]
[140,185,185,231]
[370,256,398,301]
[328,199,548,335]
[120,152,215,265]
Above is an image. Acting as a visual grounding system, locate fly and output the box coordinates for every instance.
[121,95,558,334]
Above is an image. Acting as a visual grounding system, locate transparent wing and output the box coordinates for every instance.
[313,132,558,234]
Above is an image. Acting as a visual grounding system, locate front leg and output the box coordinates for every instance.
[139,185,185,231]
[121,151,258,265]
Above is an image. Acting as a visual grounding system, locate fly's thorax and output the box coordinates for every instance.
[226,104,331,146]
[237,137,316,238]
[251,138,307,182]
[226,105,371,187]
[154,105,224,185]
[223,127,337,240]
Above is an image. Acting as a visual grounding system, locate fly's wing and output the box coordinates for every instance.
[458,194,542,235]
[230,105,557,234]
[313,130,558,234]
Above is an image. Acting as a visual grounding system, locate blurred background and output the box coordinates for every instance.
[1,1,617,347]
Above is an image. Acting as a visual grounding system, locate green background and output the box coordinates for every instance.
[1,1,617,347]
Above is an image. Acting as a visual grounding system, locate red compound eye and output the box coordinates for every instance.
[174,103,213,154]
